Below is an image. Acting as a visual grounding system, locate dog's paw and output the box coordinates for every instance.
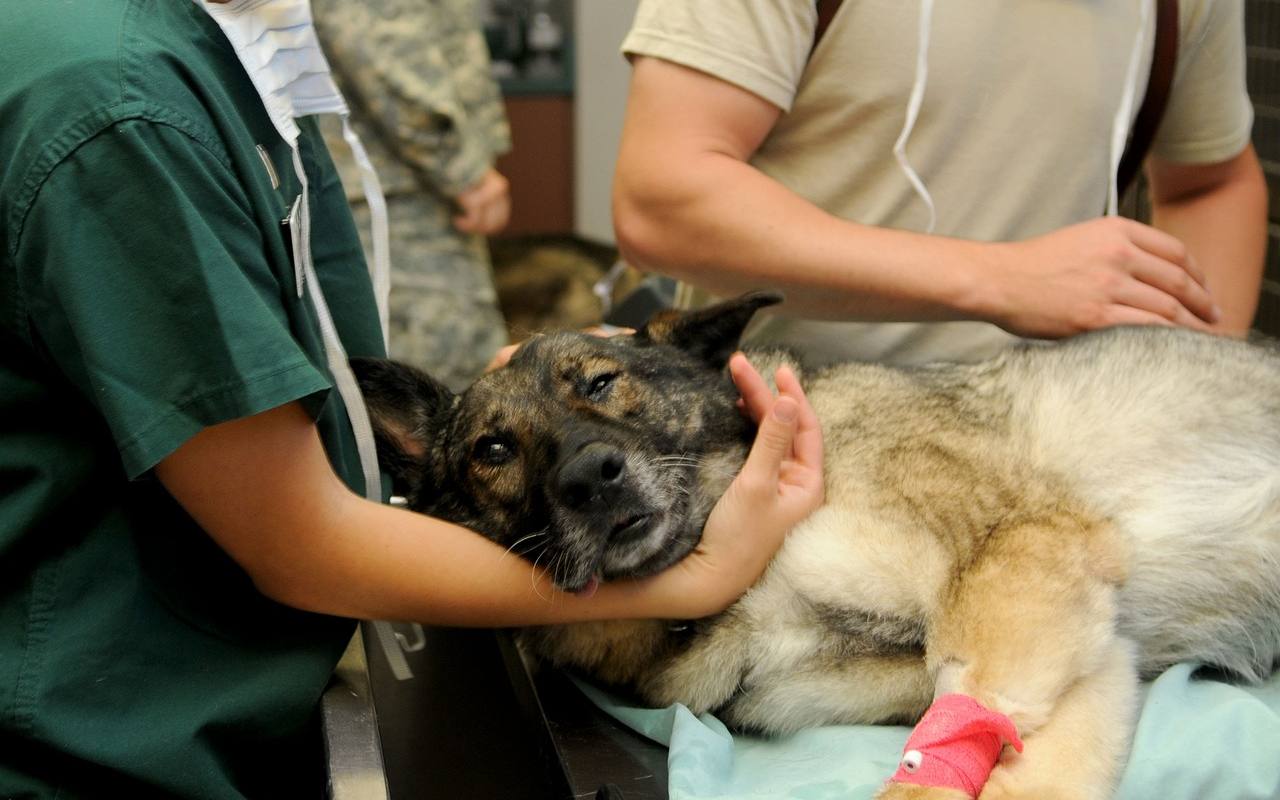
[874,782,970,800]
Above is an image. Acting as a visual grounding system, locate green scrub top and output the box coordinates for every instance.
[0,1,387,797]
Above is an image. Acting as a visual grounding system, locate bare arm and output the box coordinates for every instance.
[1147,144,1268,335]
[613,57,1220,337]
[153,357,821,627]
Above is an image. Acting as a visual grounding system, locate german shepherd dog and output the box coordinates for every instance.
[353,292,1280,799]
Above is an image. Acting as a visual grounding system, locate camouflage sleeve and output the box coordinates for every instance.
[313,0,513,197]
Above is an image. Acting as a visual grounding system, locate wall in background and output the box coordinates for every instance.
[487,0,576,236]
[572,0,639,245]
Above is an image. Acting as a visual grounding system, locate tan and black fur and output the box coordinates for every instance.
[353,292,1280,800]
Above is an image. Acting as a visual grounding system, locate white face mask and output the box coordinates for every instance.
[197,0,346,146]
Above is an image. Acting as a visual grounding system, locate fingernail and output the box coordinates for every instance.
[1211,305,1223,322]
[773,398,797,423]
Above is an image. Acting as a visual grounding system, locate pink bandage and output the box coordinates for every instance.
[888,693,1024,798]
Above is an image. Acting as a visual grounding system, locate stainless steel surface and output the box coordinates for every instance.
[320,621,665,799]
[322,626,390,800]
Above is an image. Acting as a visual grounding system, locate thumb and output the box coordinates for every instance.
[739,396,799,485]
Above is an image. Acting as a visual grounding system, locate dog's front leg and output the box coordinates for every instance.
[977,638,1137,800]
[878,509,1137,800]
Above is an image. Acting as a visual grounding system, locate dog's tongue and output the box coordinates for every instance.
[575,576,600,598]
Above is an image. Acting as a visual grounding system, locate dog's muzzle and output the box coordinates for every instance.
[555,441,627,511]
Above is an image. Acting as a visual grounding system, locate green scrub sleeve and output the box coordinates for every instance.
[13,117,332,478]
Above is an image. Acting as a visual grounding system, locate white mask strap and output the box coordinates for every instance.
[1108,0,1153,216]
[290,147,383,505]
[894,0,936,234]
[293,146,415,682]
[340,117,391,345]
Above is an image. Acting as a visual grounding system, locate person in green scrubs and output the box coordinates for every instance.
[0,2,823,797]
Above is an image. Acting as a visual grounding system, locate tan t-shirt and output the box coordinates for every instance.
[622,0,1253,366]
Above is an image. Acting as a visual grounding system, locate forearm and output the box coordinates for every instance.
[158,403,677,627]
[1150,164,1268,335]
[274,489,684,627]
[614,150,993,323]
[614,55,1220,339]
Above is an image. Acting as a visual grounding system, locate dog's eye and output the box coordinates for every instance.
[584,373,617,401]
[472,435,516,465]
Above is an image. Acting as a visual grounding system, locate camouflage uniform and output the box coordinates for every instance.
[313,0,512,391]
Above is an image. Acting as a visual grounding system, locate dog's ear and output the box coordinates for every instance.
[350,357,455,494]
[636,290,783,367]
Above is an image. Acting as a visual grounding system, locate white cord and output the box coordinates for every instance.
[341,117,392,344]
[1108,0,1153,216]
[293,146,417,681]
[290,148,384,505]
[893,0,937,234]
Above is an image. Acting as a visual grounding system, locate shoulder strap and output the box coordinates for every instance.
[812,0,843,57]
[1117,0,1180,196]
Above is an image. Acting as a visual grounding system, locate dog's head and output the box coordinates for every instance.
[353,291,782,593]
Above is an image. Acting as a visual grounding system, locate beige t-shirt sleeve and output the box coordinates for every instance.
[1152,0,1254,164]
[621,0,816,112]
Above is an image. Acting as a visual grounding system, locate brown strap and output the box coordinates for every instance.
[1117,0,1180,196]
[812,0,843,57]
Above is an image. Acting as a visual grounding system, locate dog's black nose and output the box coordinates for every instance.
[556,442,627,510]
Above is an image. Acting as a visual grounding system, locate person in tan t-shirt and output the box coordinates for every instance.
[615,0,1267,366]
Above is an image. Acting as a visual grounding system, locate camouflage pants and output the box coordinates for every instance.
[349,193,509,392]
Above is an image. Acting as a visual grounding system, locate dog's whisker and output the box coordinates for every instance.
[531,548,552,603]
[548,551,578,598]
[513,540,549,560]
[551,552,568,589]
[652,455,703,468]
[649,452,738,484]
[504,529,550,560]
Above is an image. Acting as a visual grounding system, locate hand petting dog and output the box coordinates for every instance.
[642,352,824,619]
